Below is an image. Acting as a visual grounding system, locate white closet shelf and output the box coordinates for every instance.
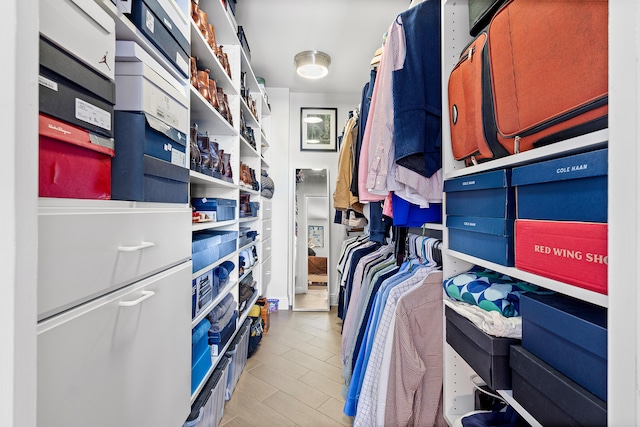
[189,170,238,187]
[497,391,543,427]
[444,249,609,308]
[191,279,238,328]
[239,188,260,195]
[239,216,260,223]
[240,136,259,157]
[192,251,237,279]
[190,21,236,94]
[241,97,260,127]
[190,86,238,135]
[444,129,609,180]
[192,218,237,232]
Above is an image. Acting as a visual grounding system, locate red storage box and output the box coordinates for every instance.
[515,219,608,294]
[39,114,114,199]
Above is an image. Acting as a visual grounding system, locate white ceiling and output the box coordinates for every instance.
[234,0,409,95]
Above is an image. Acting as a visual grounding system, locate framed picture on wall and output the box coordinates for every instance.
[308,225,324,248]
[300,107,337,152]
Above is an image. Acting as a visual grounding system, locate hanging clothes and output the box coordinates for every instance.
[334,115,363,214]
[393,0,442,178]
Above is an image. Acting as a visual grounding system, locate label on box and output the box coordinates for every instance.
[75,98,111,131]
[145,9,155,33]
[155,104,179,128]
[171,147,185,167]
[163,18,172,30]
[515,219,608,294]
[175,54,188,74]
[38,75,58,92]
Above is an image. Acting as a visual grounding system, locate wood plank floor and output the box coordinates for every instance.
[220,307,353,427]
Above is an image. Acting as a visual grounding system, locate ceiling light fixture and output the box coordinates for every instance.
[295,50,331,79]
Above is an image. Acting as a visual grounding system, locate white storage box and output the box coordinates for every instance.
[115,41,189,135]
[40,0,116,80]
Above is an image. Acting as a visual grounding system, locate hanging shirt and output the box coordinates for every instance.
[381,271,446,427]
[353,267,439,426]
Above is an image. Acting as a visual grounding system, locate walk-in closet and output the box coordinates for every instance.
[2,0,638,426]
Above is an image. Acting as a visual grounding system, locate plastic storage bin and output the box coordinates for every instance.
[184,356,229,427]
[224,319,251,400]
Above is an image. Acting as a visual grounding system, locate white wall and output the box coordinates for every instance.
[264,89,361,307]
[289,92,360,305]
[1,1,38,426]
[263,87,291,308]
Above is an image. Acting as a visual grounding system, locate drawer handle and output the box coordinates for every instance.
[118,241,156,252]
[119,290,155,307]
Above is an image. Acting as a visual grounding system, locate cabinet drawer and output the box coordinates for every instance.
[37,261,191,427]
[261,255,271,288]
[38,201,191,320]
[262,236,272,260]
[262,200,272,219]
[262,219,272,239]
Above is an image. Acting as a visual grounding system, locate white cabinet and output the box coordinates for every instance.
[37,261,191,427]
[38,199,191,320]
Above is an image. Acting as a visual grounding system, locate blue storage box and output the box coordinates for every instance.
[512,148,608,222]
[202,230,238,259]
[210,310,238,356]
[191,198,237,222]
[113,111,186,167]
[392,193,442,226]
[520,293,607,401]
[511,346,607,426]
[111,143,188,204]
[447,216,514,266]
[191,318,212,394]
[126,0,189,77]
[444,169,514,219]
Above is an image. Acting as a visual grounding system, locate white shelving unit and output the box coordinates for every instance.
[440,1,631,425]
[187,0,271,411]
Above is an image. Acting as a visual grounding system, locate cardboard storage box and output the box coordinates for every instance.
[447,216,514,266]
[445,306,520,390]
[520,293,607,401]
[511,345,607,426]
[113,111,186,167]
[125,0,189,77]
[39,37,115,138]
[515,219,608,294]
[192,233,222,273]
[191,318,212,394]
[203,230,238,260]
[39,114,114,199]
[191,198,238,222]
[512,148,608,222]
[444,169,514,219]
[115,41,189,136]
[39,0,116,80]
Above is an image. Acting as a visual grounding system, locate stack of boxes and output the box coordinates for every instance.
[38,0,193,203]
[444,168,515,266]
[38,0,116,199]
[512,148,609,294]
[508,148,609,424]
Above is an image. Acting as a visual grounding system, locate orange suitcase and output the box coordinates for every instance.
[448,0,608,166]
